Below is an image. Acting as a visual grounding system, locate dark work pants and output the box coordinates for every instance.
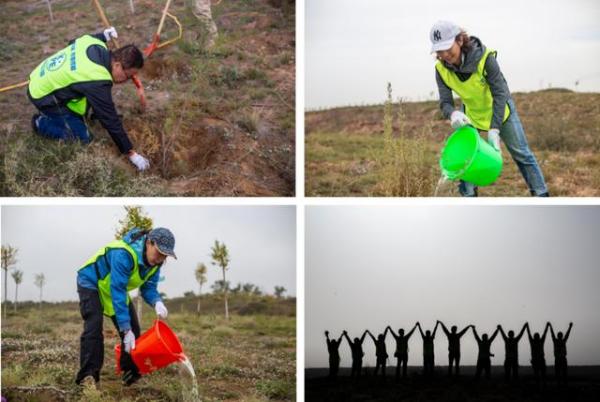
[75,285,140,384]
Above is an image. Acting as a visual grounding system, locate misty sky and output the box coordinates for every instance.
[306,205,600,367]
[306,0,600,109]
[1,205,296,302]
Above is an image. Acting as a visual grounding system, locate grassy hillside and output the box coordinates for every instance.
[1,294,296,401]
[306,89,600,197]
[0,0,295,196]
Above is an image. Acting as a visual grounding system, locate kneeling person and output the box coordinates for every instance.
[28,27,150,171]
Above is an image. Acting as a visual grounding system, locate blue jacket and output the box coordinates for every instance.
[77,228,162,332]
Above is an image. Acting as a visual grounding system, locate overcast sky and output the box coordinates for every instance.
[1,205,296,302]
[306,0,600,109]
[306,205,600,367]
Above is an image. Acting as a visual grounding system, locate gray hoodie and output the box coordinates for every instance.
[435,36,511,130]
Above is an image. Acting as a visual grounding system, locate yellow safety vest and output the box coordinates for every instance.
[29,35,112,116]
[78,240,159,317]
[436,48,510,131]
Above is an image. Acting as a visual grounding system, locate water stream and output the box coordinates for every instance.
[433,175,449,197]
[179,355,200,402]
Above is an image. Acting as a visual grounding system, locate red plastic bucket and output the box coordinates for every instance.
[115,320,184,375]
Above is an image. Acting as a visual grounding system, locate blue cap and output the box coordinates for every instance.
[148,227,177,259]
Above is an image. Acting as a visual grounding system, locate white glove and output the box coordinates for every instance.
[128,151,150,171]
[487,128,501,151]
[103,26,118,42]
[155,301,168,319]
[123,330,136,353]
[450,111,471,129]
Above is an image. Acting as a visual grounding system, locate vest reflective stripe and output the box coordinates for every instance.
[29,35,112,116]
[78,240,159,317]
[436,48,510,131]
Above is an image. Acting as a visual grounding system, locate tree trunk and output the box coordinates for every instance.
[222,267,229,320]
[129,0,135,14]
[3,270,7,319]
[14,284,18,312]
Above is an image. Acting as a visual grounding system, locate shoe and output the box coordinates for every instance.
[31,114,40,134]
[80,375,97,390]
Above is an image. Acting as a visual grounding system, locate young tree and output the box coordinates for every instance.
[11,270,23,312]
[34,273,46,307]
[115,206,154,321]
[195,263,207,315]
[45,0,54,23]
[274,286,286,298]
[211,240,230,320]
[2,245,18,319]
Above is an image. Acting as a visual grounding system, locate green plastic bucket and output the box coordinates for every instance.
[439,125,503,186]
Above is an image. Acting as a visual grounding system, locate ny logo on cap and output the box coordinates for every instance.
[433,30,442,42]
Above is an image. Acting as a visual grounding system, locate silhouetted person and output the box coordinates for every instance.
[549,322,573,386]
[437,321,473,376]
[342,329,368,379]
[472,326,500,379]
[386,323,418,380]
[417,322,439,377]
[498,323,528,381]
[325,330,343,378]
[367,328,390,378]
[527,322,550,387]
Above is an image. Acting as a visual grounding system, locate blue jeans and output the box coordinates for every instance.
[459,98,548,196]
[35,111,92,143]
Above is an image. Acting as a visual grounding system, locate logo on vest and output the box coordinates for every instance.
[433,30,442,42]
[46,52,66,72]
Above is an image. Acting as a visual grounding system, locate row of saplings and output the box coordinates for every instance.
[325,320,573,385]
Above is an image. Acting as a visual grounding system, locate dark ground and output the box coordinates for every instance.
[306,366,600,401]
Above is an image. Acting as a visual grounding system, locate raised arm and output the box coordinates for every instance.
[417,322,425,339]
[472,326,481,342]
[541,322,550,342]
[458,324,473,338]
[366,329,376,343]
[360,330,368,344]
[437,320,449,337]
[498,325,507,341]
[342,330,351,345]
[337,333,344,344]
[516,323,528,341]
[549,322,556,341]
[489,327,500,343]
[432,321,440,338]
[526,323,533,342]
[386,325,398,340]
[406,322,418,339]
[382,326,390,340]
[564,322,573,341]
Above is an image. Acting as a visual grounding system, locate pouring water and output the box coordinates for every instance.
[179,354,200,402]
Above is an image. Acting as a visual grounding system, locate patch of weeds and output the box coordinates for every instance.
[211,364,243,378]
[218,65,240,89]
[212,325,235,337]
[244,67,268,82]
[256,379,295,400]
[1,364,27,387]
[236,111,260,136]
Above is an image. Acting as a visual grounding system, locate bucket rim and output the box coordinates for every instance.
[440,126,480,180]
